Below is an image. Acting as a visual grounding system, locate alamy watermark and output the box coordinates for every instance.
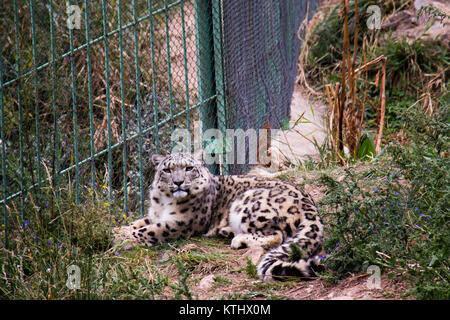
[66,264,81,290]
[366,265,381,289]
[366,5,382,30]
[171,120,281,171]
[66,3,82,30]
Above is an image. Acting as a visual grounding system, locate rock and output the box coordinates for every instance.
[240,247,265,265]
[197,274,216,291]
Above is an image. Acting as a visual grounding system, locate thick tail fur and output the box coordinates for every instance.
[257,224,324,281]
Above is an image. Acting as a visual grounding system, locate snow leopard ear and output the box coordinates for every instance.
[193,149,205,164]
[152,154,165,167]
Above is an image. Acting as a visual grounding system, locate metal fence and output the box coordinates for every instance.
[0,0,315,247]
[221,0,317,174]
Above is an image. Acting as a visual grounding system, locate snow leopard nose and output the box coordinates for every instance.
[173,180,184,188]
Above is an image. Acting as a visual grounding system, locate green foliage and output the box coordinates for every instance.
[380,37,449,95]
[319,106,449,299]
[306,0,407,83]
[378,90,417,131]
[357,133,376,160]
[245,257,259,279]
[288,242,305,261]
[417,4,450,22]
[169,259,194,300]
[0,185,190,299]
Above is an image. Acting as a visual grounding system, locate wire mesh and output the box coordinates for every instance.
[221,0,316,174]
[0,0,217,246]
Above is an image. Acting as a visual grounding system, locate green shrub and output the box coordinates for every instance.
[380,37,449,96]
[318,105,449,299]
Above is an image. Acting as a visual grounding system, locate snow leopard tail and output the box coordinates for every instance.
[257,223,324,281]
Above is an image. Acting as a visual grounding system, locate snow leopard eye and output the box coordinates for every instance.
[163,168,171,174]
[185,166,194,171]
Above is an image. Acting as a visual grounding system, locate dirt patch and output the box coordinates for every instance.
[274,85,328,166]
[175,241,412,300]
[286,274,412,300]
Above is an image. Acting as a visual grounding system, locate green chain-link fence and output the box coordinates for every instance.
[0,0,315,247]
[221,0,317,174]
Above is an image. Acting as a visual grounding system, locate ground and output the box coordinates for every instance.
[120,235,412,300]
[185,242,412,300]
[122,210,412,300]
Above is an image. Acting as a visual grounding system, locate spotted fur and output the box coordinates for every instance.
[114,152,324,280]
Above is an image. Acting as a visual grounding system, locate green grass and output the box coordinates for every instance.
[0,185,183,299]
[244,257,259,280]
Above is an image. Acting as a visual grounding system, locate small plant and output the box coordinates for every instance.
[213,275,232,287]
[288,242,306,261]
[417,4,450,23]
[170,259,194,300]
[357,133,376,160]
[245,257,259,279]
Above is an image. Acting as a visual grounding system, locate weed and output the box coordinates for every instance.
[170,259,194,300]
[380,37,449,97]
[303,0,447,166]
[212,275,232,287]
[245,257,259,279]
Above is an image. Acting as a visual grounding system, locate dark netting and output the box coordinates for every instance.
[220,0,317,174]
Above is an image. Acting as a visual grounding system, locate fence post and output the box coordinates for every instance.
[194,0,219,174]
[211,0,228,175]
